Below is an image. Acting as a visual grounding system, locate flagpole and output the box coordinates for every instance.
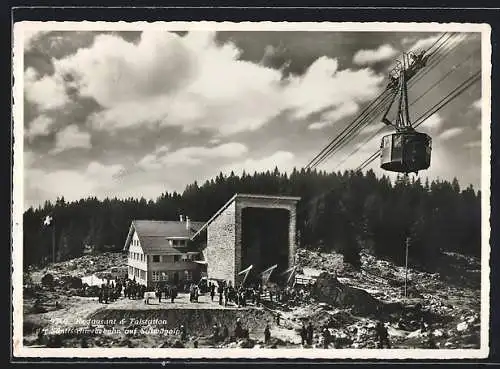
[52,220,56,263]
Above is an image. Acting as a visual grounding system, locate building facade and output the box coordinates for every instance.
[123,217,204,287]
[191,194,300,286]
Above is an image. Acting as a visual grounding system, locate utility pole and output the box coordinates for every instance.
[404,236,410,299]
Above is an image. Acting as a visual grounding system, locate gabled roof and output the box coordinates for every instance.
[123,220,204,255]
[191,193,301,240]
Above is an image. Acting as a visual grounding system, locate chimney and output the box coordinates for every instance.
[179,214,184,222]
[186,216,190,230]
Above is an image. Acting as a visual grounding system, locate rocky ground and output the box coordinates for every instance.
[22,249,481,349]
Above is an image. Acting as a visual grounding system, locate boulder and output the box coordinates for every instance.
[41,274,54,287]
[313,272,380,315]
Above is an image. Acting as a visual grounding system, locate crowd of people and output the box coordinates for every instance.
[89,276,399,349]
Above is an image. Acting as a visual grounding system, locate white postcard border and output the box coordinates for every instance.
[12,20,492,360]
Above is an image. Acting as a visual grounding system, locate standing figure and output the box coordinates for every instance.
[375,321,391,348]
[234,318,243,339]
[322,327,331,349]
[300,323,307,346]
[264,323,271,344]
[210,283,215,302]
[306,321,314,345]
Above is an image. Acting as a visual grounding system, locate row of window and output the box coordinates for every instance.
[128,252,197,263]
[129,251,145,262]
[169,239,188,247]
[128,266,146,280]
[131,238,189,249]
[151,270,193,282]
[151,254,197,263]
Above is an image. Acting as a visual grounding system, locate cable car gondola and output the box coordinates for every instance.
[380,52,432,175]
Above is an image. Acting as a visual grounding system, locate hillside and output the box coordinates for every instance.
[23,248,480,349]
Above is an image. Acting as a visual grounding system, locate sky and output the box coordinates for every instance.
[20,28,484,209]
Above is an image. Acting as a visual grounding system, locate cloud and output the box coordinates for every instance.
[221,151,297,175]
[408,35,441,53]
[464,140,481,148]
[472,99,481,110]
[287,57,383,123]
[360,122,386,135]
[25,115,54,141]
[24,161,124,207]
[401,36,417,46]
[51,124,92,154]
[438,127,464,141]
[353,44,399,65]
[408,33,466,54]
[420,113,443,133]
[308,121,330,130]
[42,31,383,136]
[24,67,69,111]
[136,142,248,171]
[23,30,49,51]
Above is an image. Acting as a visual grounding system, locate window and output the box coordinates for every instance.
[184,270,192,281]
[128,266,133,275]
[174,255,180,262]
[183,253,197,261]
[162,255,170,263]
[161,272,169,281]
[152,271,160,282]
[152,255,160,263]
[172,239,186,247]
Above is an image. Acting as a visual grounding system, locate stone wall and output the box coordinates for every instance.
[206,201,237,284]
[206,195,299,285]
[235,197,297,276]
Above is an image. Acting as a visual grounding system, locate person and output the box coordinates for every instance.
[193,340,198,348]
[180,325,187,342]
[420,316,427,332]
[218,284,223,305]
[189,284,194,302]
[157,285,162,303]
[210,283,215,302]
[322,327,331,349]
[222,325,229,341]
[276,313,281,326]
[163,284,169,302]
[300,323,307,346]
[234,318,243,339]
[307,321,314,345]
[213,323,220,342]
[37,327,45,345]
[375,321,391,348]
[103,285,109,304]
[171,285,177,303]
[264,323,271,344]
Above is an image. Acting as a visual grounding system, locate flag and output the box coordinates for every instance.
[238,265,253,287]
[260,264,277,285]
[280,265,297,276]
[43,215,53,227]
[238,265,253,276]
[281,265,297,285]
[42,213,56,263]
